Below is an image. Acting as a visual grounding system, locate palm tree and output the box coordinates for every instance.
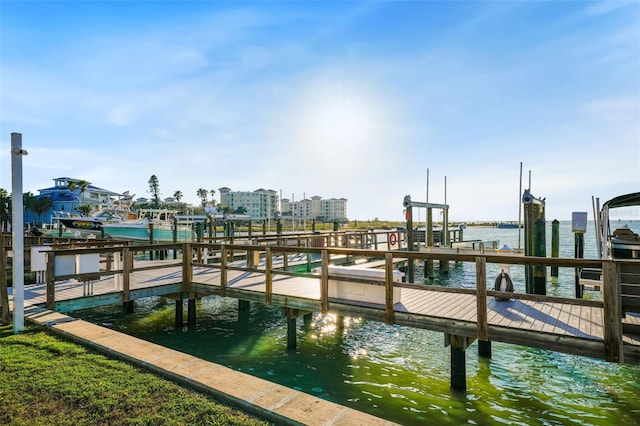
[68,181,78,212]
[173,190,183,205]
[32,196,54,225]
[196,188,208,209]
[78,180,90,206]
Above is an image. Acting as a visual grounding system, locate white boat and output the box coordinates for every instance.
[592,192,640,318]
[39,208,138,238]
[101,209,196,242]
[598,192,640,260]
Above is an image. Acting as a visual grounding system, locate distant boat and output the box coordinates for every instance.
[496,222,521,229]
[57,209,137,232]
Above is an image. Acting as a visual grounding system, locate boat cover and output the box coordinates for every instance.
[603,192,640,209]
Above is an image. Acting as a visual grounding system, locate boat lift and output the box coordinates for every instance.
[402,195,450,283]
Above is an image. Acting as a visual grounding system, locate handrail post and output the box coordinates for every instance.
[122,247,131,303]
[265,247,272,305]
[602,260,622,363]
[46,251,56,310]
[220,244,227,297]
[385,252,394,324]
[321,249,329,312]
[476,257,488,341]
[182,243,192,291]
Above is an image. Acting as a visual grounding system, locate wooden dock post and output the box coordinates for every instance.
[46,251,55,310]
[385,252,395,325]
[445,334,473,391]
[320,249,329,312]
[441,207,449,274]
[475,257,491,357]
[175,298,183,328]
[405,205,414,283]
[533,218,547,295]
[426,207,434,279]
[122,247,134,313]
[303,312,312,328]
[523,189,545,294]
[551,219,559,277]
[187,297,196,326]
[239,300,250,311]
[287,315,296,349]
[265,247,273,305]
[220,245,227,298]
[148,223,154,260]
[602,261,622,363]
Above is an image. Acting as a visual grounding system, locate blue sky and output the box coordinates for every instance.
[1,0,638,221]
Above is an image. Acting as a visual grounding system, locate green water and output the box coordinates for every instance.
[71,221,640,425]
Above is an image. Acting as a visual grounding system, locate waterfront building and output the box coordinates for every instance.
[218,187,279,219]
[31,177,124,223]
[281,195,348,222]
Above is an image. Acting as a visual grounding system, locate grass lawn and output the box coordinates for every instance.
[0,325,272,426]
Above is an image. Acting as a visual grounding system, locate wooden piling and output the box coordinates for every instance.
[602,261,622,363]
[551,219,559,277]
[478,340,492,358]
[405,205,414,283]
[239,299,251,311]
[175,299,183,328]
[533,218,547,295]
[187,298,196,326]
[149,223,154,260]
[446,334,468,391]
[286,315,296,349]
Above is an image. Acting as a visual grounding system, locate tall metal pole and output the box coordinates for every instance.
[11,132,28,333]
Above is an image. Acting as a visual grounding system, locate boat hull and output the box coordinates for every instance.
[102,223,194,242]
[59,218,103,231]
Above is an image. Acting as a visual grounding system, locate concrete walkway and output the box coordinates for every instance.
[24,306,398,426]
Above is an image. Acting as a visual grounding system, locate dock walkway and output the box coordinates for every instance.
[22,256,640,362]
